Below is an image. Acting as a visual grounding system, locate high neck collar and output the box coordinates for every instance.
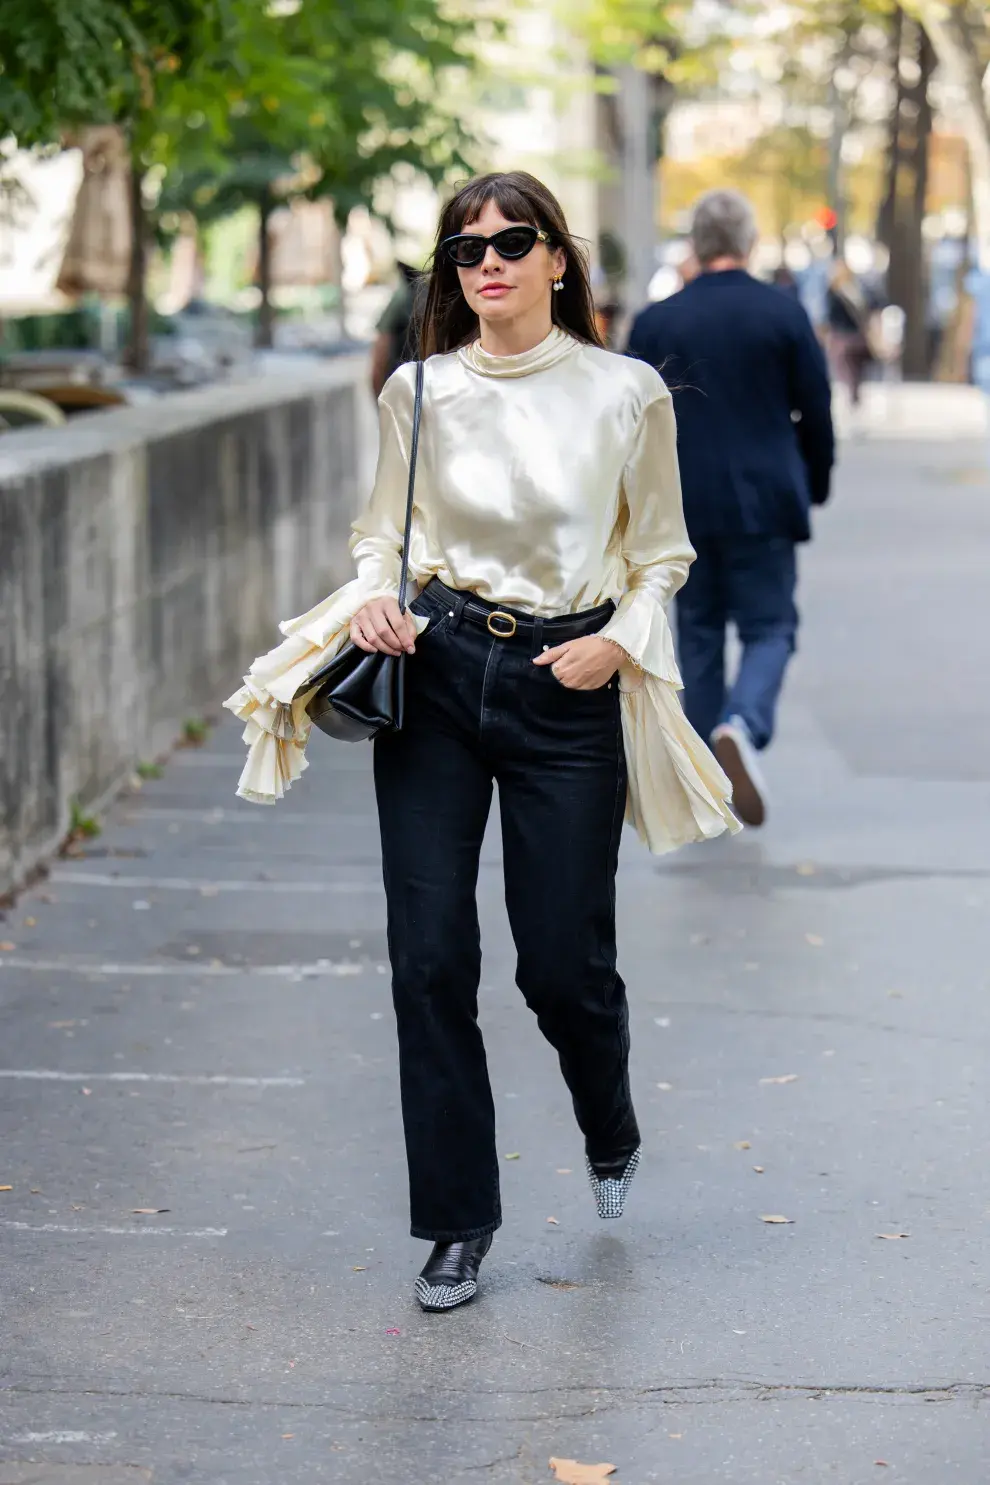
[458,325,578,379]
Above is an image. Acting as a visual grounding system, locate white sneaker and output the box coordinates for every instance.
[711,716,768,826]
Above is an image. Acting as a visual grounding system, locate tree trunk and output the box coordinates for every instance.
[256,191,274,349]
[124,150,149,373]
[914,2,990,269]
[827,74,847,254]
[876,7,905,253]
[882,14,935,378]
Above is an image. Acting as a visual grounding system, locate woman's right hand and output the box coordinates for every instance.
[350,596,418,656]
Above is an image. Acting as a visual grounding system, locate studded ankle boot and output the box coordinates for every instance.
[586,1144,642,1219]
[415,1233,493,1312]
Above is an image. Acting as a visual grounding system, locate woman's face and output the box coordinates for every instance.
[453,199,566,328]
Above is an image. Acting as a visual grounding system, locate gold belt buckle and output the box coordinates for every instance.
[486,610,517,638]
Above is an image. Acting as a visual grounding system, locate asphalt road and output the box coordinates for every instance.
[1,425,988,1485]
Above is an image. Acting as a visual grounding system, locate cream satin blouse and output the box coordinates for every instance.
[224,327,739,853]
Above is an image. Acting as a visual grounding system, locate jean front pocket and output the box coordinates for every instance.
[410,600,453,646]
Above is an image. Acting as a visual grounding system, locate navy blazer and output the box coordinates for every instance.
[626,270,834,542]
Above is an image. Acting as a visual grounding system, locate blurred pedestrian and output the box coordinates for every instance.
[626,188,835,825]
[771,265,801,302]
[370,261,423,397]
[825,261,874,406]
[226,171,738,1313]
[964,263,990,465]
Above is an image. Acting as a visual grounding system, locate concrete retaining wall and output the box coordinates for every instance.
[0,354,374,893]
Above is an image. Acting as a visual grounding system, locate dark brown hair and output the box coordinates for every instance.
[418,171,603,358]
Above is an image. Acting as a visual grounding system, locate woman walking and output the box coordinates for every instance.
[225,172,738,1313]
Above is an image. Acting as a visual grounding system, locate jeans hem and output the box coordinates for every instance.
[411,1216,502,1243]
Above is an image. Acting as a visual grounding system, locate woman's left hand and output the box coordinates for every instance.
[532,635,624,690]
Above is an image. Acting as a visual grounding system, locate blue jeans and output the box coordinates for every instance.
[676,536,798,751]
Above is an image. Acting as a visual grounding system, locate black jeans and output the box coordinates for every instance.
[374,579,640,1242]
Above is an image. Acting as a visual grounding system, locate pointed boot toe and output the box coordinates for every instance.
[586,1144,642,1219]
[415,1233,493,1312]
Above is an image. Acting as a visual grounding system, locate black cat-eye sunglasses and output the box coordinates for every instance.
[440,225,552,268]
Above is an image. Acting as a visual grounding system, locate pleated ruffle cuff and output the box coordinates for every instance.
[222,577,399,804]
[607,597,741,853]
[620,680,741,853]
[599,588,682,693]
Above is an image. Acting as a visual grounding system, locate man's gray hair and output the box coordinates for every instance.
[689,189,758,266]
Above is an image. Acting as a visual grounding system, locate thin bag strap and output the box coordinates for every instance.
[397,359,424,614]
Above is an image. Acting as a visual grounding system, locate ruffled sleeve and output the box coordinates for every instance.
[600,388,742,853]
[222,368,425,804]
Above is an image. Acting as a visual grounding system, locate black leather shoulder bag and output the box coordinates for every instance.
[300,359,424,742]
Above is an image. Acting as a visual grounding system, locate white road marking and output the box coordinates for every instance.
[48,871,379,894]
[0,957,370,977]
[120,806,372,826]
[11,1431,119,1444]
[0,1071,304,1086]
[0,1221,227,1237]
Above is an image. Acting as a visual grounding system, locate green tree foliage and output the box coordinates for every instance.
[159,0,478,345]
[1,0,479,361]
[0,0,140,143]
[0,0,243,147]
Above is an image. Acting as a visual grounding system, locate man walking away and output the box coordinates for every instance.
[626,189,834,825]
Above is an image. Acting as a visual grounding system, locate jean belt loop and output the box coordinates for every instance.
[450,591,469,633]
[531,615,545,659]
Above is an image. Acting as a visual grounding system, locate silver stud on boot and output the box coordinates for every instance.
[586,1144,642,1219]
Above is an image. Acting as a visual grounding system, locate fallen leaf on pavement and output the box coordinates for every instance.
[656,1081,673,1091]
[385,1327,401,1335]
[753,1166,765,1174]
[132,1208,169,1215]
[760,1074,798,1085]
[504,1152,520,1160]
[24,917,37,927]
[548,1459,616,1483]
[0,1185,12,1192]
[876,1233,909,1240]
[81,1087,92,1096]
[556,1168,572,1175]
[760,1215,794,1224]
[796,863,817,876]
[733,1140,752,1150]
[805,933,824,946]
[669,1432,683,1439]
[351,1266,367,1272]
[875,1462,889,1468]
[282,1433,294,1439]
[0,942,16,952]
[546,1216,559,1224]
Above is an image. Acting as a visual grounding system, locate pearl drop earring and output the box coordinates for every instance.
[552,275,564,292]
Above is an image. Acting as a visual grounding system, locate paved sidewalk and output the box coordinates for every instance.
[1,434,988,1485]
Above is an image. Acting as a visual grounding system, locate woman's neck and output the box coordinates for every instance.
[477,310,554,358]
